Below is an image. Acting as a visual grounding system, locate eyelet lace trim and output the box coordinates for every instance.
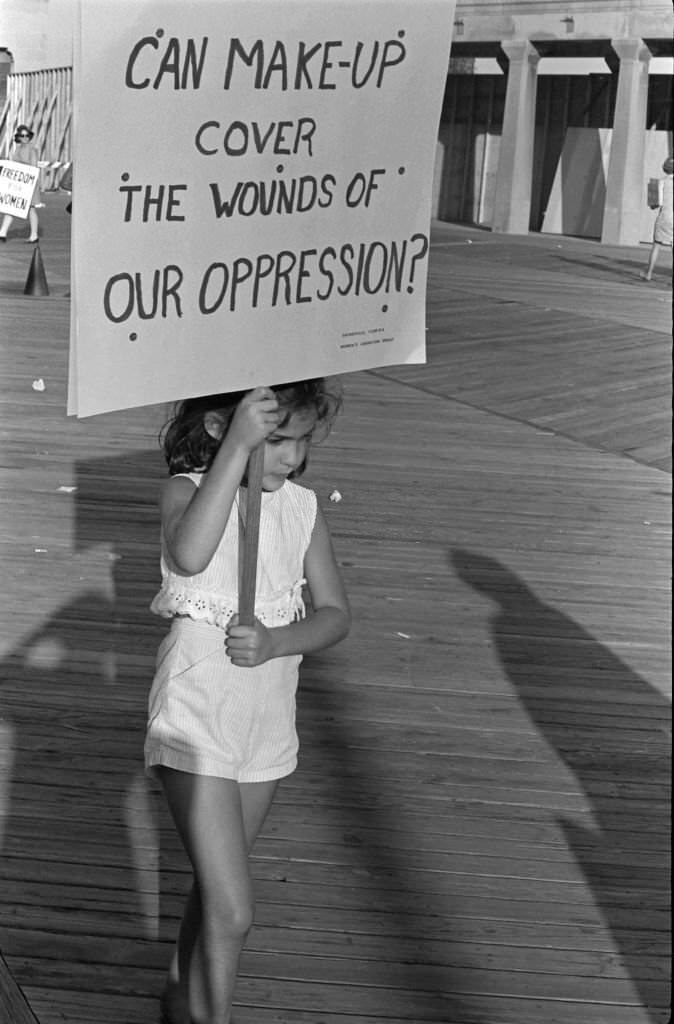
[150,577,306,629]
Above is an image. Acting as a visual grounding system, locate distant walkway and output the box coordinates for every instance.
[392,220,672,471]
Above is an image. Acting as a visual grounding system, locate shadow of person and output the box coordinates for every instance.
[553,252,670,285]
[451,548,671,1023]
[0,448,175,1019]
[276,641,476,1022]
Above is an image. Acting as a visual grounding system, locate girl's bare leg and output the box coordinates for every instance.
[27,207,39,241]
[160,884,200,1023]
[159,769,278,1024]
[0,214,12,239]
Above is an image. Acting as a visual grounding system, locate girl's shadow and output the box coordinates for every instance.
[451,548,671,1023]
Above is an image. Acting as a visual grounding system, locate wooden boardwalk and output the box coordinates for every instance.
[0,198,671,1023]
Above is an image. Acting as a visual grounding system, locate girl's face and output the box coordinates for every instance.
[262,408,317,490]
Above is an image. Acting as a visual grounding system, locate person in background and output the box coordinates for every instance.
[641,156,674,282]
[0,124,42,243]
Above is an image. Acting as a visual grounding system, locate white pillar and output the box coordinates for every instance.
[492,40,541,234]
[602,38,651,246]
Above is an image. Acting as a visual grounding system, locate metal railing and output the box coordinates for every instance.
[0,67,73,190]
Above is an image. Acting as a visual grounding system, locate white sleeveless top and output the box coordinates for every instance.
[150,473,317,629]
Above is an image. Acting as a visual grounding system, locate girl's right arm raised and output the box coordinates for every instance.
[160,388,279,575]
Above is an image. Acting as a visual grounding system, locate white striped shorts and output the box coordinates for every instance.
[144,618,300,782]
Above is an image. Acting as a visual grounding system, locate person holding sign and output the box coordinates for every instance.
[0,124,41,243]
[145,380,350,1024]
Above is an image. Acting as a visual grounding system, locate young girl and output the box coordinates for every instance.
[145,380,350,1024]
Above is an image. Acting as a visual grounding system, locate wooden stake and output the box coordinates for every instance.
[238,443,265,626]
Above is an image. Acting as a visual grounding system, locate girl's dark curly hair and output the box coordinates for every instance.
[161,378,342,476]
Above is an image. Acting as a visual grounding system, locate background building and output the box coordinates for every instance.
[434,0,673,244]
[1,0,673,242]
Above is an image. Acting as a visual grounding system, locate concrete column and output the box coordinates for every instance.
[492,40,541,234]
[601,38,651,246]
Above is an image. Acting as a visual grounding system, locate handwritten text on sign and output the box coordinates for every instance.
[0,160,39,219]
[69,2,454,416]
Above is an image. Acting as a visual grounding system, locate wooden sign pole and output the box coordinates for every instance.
[238,443,265,626]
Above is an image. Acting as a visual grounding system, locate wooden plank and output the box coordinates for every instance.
[2,900,670,957]
[5,876,671,936]
[0,951,40,1024]
[1,832,669,893]
[22,982,672,1024]
[380,228,672,471]
[3,948,669,1015]
[5,800,671,859]
[1,856,668,919]
[4,922,670,988]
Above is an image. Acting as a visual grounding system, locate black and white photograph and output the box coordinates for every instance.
[0,2,671,1022]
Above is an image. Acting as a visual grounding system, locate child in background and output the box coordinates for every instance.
[145,381,350,1024]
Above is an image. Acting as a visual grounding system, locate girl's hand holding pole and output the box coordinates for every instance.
[225,614,275,667]
[226,386,280,454]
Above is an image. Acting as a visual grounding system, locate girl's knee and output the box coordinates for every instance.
[204,892,255,944]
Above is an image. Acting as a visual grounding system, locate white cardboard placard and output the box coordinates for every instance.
[0,160,39,219]
[69,0,454,416]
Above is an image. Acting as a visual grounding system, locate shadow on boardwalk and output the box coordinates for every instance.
[451,549,672,1024]
[553,252,672,286]
[0,450,167,1016]
[2,448,471,1020]
[1,449,669,1021]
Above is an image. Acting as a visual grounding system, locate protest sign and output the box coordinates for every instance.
[69,0,454,417]
[0,160,40,219]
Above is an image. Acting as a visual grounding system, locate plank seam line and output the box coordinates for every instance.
[0,949,41,1023]
[366,369,672,476]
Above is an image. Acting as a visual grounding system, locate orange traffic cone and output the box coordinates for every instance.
[24,244,49,296]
